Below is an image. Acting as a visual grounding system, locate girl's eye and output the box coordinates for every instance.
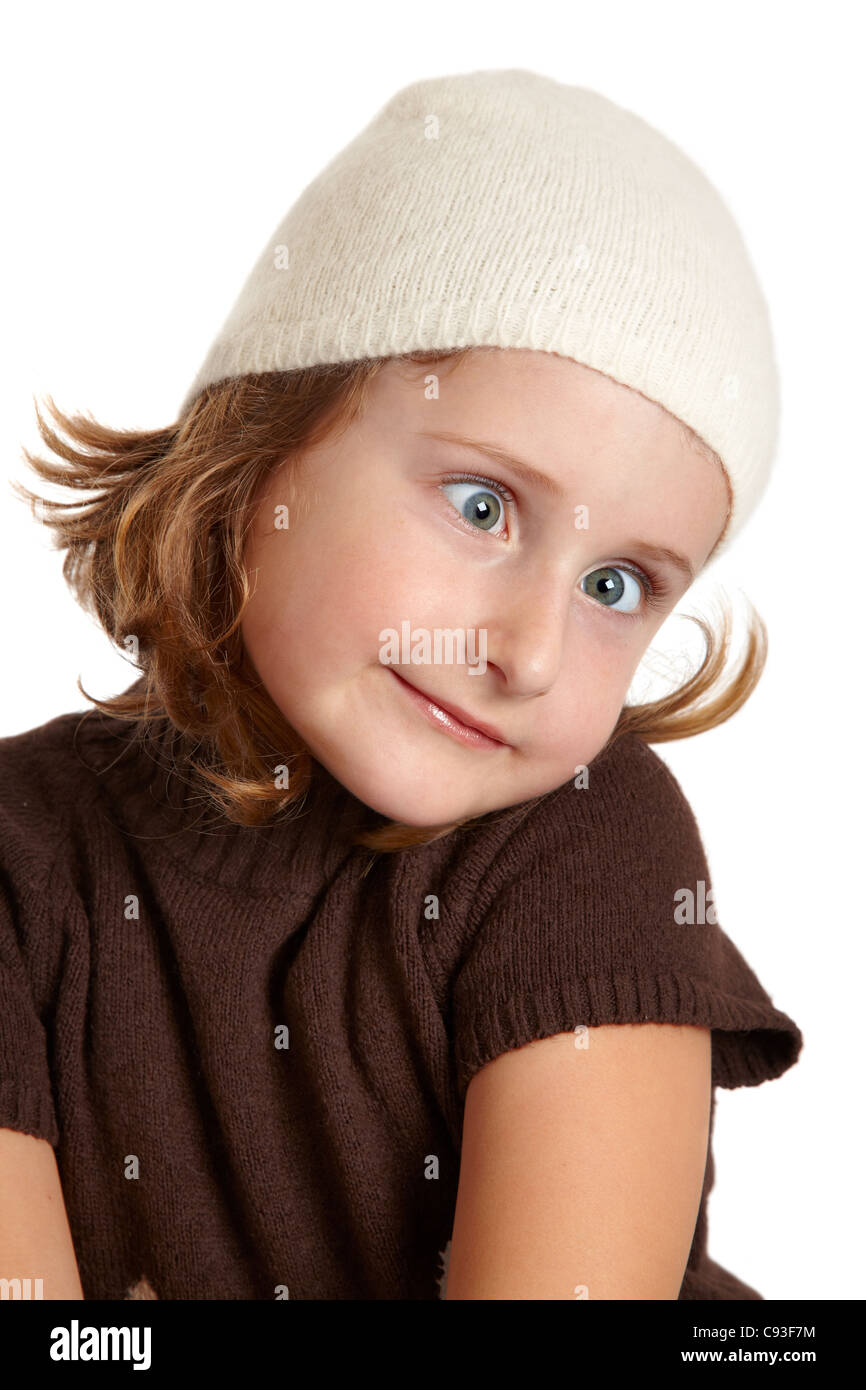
[581,566,646,614]
[439,472,669,618]
[440,478,509,535]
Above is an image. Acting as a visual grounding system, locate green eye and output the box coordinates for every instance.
[581,566,644,614]
[441,481,506,533]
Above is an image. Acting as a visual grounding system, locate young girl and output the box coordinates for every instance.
[0,68,801,1301]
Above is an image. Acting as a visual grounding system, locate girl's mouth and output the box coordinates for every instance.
[387,669,509,750]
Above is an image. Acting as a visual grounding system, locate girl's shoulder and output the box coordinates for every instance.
[439,731,803,1100]
[0,703,129,853]
[0,707,89,868]
[0,702,163,921]
[441,730,710,903]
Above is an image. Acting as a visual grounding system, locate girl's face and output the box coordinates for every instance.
[241,350,730,826]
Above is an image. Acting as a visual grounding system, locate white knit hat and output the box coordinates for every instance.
[179,67,780,555]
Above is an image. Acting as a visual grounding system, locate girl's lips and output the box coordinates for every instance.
[388,669,509,750]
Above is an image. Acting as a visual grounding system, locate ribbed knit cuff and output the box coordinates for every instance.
[0,1080,60,1148]
[454,967,803,1103]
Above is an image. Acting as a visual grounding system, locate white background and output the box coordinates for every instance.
[2,0,860,1300]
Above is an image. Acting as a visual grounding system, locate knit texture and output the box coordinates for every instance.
[0,696,801,1299]
[179,68,780,556]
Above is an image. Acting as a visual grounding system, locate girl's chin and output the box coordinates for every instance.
[351,785,482,829]
[326,760,492,829]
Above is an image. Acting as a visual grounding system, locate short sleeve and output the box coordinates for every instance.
[452,733,803,1104]
[0,884,60,1145]
[0,737,63,1148]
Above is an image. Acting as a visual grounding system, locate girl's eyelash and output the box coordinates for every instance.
[442,469,517,505]
[440,470,673,617]
[608,560,672,616]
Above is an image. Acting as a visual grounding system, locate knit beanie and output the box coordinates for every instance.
[179,68,780,557]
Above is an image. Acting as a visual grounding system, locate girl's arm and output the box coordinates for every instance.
[0,1128,84,1299]
[445,1022,711,1300]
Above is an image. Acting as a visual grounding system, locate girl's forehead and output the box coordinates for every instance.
[384,350,684,438]
[354,352,732,564]
[372,352,720,484]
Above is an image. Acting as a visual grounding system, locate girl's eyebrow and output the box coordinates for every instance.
[417,428,564,498]
[415,428,696,584]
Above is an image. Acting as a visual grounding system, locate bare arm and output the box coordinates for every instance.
[446,1022,712,1299]
[0,1128,84,1299]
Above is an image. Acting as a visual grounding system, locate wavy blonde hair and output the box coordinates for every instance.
[13,347,762,854]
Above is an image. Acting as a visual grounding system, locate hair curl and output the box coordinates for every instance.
[13,347,762,854]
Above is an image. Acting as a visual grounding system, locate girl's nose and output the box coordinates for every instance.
[481,569,572,699]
